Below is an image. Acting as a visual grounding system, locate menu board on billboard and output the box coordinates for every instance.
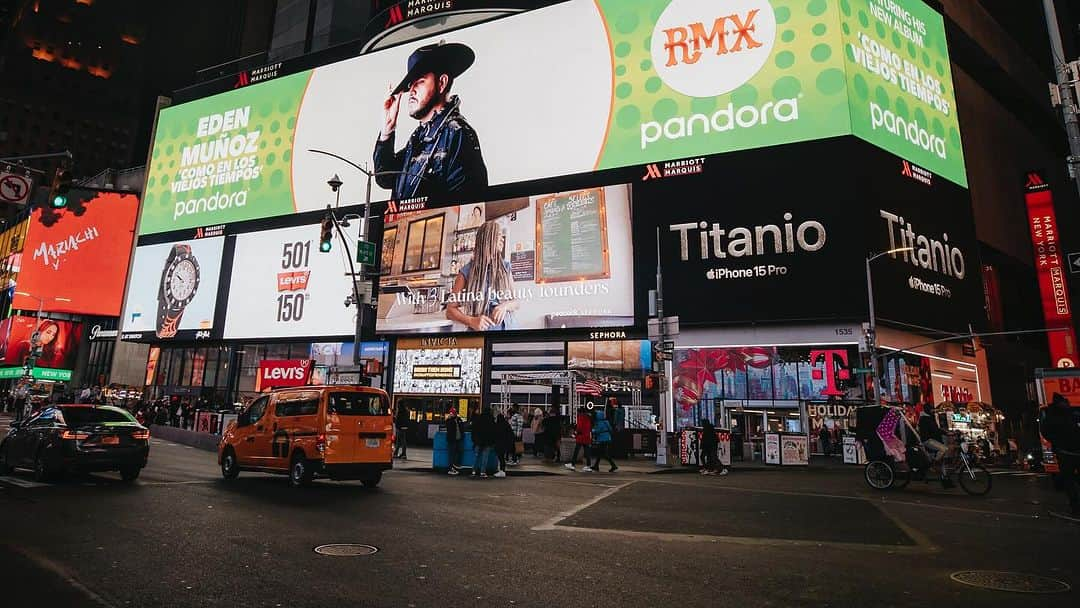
[0,316,82,371]
[121,237,225,340]
[14,192,139,316]
[536,189,608,282]
[377,184,634,334]
[143,0,969,236]
[223,222,362,339]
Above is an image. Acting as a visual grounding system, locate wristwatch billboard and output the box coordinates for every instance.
[156,244,201,338]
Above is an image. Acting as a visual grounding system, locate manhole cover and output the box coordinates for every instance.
[950,571,1071,594]
[313,544,378,557]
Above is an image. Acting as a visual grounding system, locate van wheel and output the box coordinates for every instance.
[361,472,382,488]
[221,448,239,480]
[290,453,313,487]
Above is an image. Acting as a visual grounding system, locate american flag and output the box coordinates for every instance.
[576,379,603,396]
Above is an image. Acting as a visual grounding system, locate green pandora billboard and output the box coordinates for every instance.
[841,0,965,186]
[139,0,965,235]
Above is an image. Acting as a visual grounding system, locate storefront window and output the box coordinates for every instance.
[747,364,772,400]
[772,356,800,401]
[403,214,444,272]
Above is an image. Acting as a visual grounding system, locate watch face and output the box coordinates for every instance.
[163,251,200,307]
[170,259,198,300]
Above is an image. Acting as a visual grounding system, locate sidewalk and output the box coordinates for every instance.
[391,446,862,476]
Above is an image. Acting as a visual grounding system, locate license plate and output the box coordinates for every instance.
[101,436,120,445]
[365,438,380,448]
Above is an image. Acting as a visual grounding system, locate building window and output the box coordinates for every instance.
[403,214,444,272]
[381,227,397,274]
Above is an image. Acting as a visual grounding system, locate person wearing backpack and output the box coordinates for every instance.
[591,406,619,473]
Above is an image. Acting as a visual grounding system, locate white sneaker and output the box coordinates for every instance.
[480,472,489,479]
[494,470,506,478]
[447,469,459,476]
[718,469,729,476]
[564,463,575,470]
[582,466,593,472]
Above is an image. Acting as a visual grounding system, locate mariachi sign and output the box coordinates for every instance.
[1023,171,1079,368]
[255,359,315,391]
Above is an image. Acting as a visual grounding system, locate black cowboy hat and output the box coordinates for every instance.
[393,41,475,95]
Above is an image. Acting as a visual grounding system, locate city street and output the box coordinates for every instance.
[1,435,1077,607]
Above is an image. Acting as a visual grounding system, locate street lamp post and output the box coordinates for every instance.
[308,149,425,365]
[864,248,913,406]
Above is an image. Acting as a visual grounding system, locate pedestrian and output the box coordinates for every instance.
[494,411,514,478]
[508,404,524,465]
[471,406,496,478]
[172,401,183,427]
[591,406,619,473]
[445,407,464,475]
[394,404,410,460]
[699,418,728,476]
[530,407,545,457]
[542,406,562,462]
[1040,392,1080,517]
[565,407,593,472]
[819,425,832,457]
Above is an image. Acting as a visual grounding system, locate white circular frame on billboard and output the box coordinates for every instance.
[651,0,777,98]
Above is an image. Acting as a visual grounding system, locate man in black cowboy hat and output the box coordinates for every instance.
[374,41,488,201]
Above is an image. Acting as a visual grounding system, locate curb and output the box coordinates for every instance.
[149,425,219,452]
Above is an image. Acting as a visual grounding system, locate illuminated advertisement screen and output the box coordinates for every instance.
[121,237,225,340]
[841,0,965,186]
[223,222,363,339]
[393,337,484,395]
[141,0,969,235]
[0,315,83,370]
[14,192,140,316]
[376,184,634,334]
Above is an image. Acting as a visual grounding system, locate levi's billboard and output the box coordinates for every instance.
[13,192,139,316]
[139,0,966,235]
[223,221,363,339]
[255,359,314,391]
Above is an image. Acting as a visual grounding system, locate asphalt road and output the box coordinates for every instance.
[1,439,1077,608]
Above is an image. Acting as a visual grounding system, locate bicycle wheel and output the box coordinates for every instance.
[958,464,992,496]
[865,461,895,490]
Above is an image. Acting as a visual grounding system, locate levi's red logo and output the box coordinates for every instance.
[277,271,310,292]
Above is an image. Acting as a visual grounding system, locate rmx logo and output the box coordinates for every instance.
[642,164,663,181]
[651,0,776,97]
[385,3,405,28]
[809,349,851,397]
[233,71,250,89]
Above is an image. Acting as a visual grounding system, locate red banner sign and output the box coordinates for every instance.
[1024,171,1079,367]
[255,359,314,391]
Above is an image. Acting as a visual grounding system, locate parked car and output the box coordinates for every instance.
[0,405,150,482]
[218,386,392,488]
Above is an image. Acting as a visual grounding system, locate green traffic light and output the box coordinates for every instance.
[319,240,332,253]
[51,195,68,208]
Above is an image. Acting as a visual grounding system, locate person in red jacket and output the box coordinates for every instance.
[565,407,594,472]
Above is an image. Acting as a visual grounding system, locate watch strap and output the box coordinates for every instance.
[156,244,192,338]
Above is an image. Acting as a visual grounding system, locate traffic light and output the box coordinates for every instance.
[319,214,334,252]
[49,167,73,208]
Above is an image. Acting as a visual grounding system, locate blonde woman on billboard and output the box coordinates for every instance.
[446,220,518,331]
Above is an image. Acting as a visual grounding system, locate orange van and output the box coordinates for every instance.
[218,386,392,487]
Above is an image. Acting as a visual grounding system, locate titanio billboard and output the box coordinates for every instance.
[139,0,965,235]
